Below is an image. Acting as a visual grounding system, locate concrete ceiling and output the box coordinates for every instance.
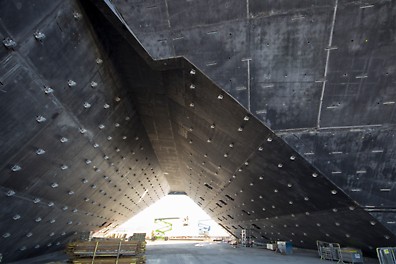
[0,0,395,262]
[107,0,396,241]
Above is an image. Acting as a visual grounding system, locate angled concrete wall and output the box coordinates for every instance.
[0,0,395,262]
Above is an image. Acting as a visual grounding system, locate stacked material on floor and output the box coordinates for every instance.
[276,241,293,255]
[128,233,146,242]
[317,240,341,261]
[317,240,364,263]
[266,243,277,251]
[72,258,145,264]
[68,240,146,264]
[339,248,364,263]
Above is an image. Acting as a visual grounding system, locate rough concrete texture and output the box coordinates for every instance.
[8,241,379,264]
[146,241,379,264]
[1,0,396,262]
[109,0,396,236]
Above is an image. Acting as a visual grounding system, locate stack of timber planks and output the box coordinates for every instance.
[67,239,146,264]
[128,233,146,242]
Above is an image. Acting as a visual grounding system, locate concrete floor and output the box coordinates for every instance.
[146,241,379,264]
[8,241,380,264]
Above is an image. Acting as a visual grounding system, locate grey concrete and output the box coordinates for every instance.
[146,241,379,264]
[8,241,380,264]
[1,0,395,262]
[9,251,68,264]
[109,0,396,238]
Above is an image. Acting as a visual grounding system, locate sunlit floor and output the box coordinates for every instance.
[146,241,379,264]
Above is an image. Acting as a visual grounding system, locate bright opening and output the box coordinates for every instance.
[102,195,229,240]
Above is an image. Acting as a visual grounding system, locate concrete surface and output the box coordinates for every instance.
[8,251,69,264]
[2,0,396,261]
[146,241,379,264]
[8,240,380,264]
[108,0,396,240]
